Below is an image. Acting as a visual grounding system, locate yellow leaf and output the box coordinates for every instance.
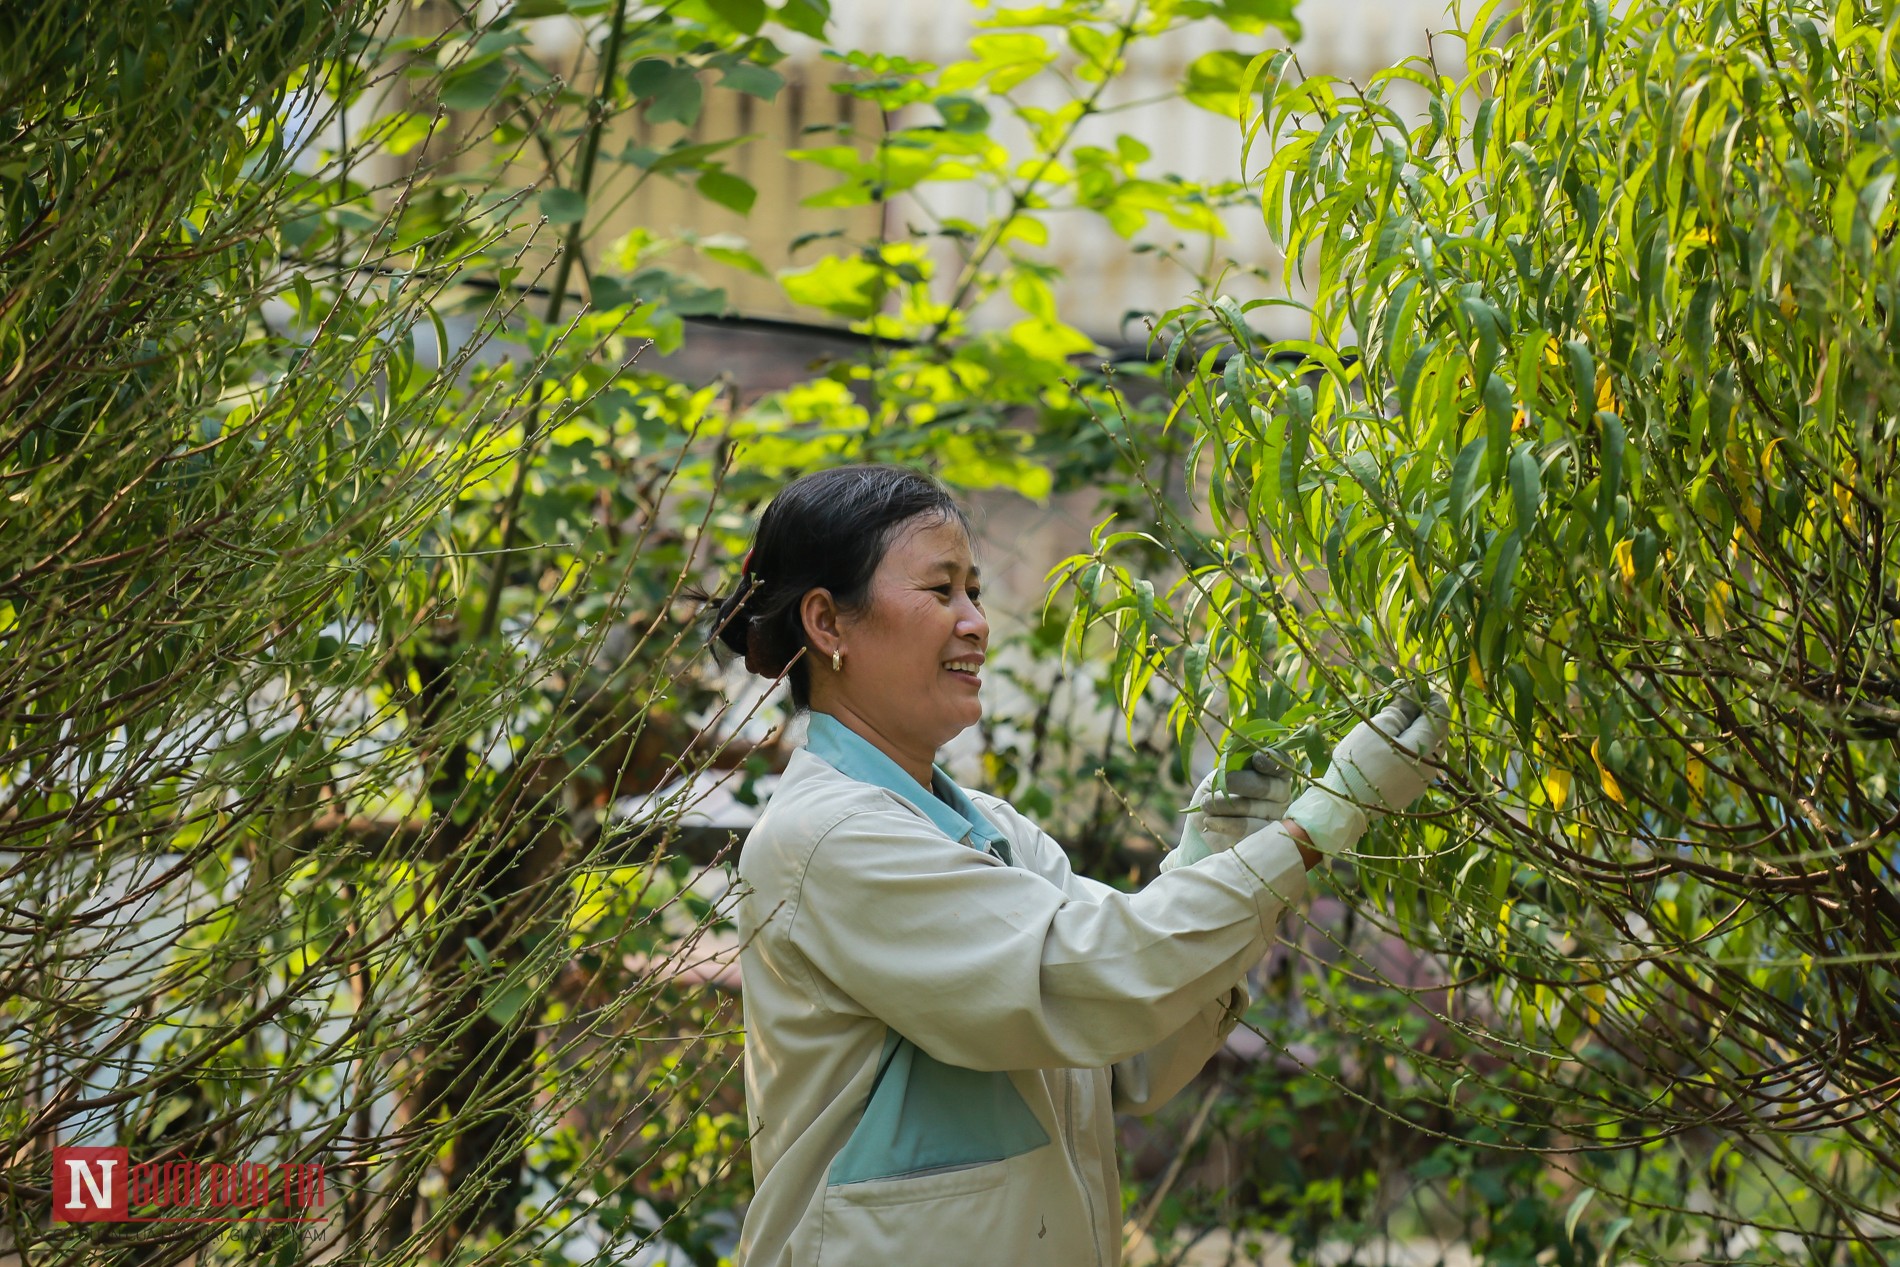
[1592,739,1626,805]
[1595,367,1619,413]
[1468,651,1487,692]
[1760,436,1783,480]
[1835,461,1857,526]
[1612,538,1636,584]
[1543,767,1572,810]
[1805,343,1830,406]
[1687,749,1707,805]
[1544,335,1564,365]
[1705,580,1731,634]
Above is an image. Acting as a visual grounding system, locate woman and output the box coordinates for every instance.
[712,465,1446,1266]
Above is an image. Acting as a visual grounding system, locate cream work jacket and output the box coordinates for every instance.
[734,713,1309,1266]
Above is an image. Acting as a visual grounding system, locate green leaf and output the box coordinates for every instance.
[780,253,883,317]
[1565,1185,1596,1246]
[1343,450,1382,497]
[940,33,1054,94]
[719,63,784,99]
[540,186,587,225]
[510,0,572,16]
[633,135,753,174]
[1600,1217,1634,1261]
[1211,0,1301,39]
[379,111,435,156]
[1595,410,1625,529]
[439,59,511,111]
[484,982,535,1025]
[775,0,829,37]
[627,59,703,126]
[699,238,769,276]
[1482,373,1512,481]
[1278,386,1314,527]
[697,169,757,215]
[1450,434,1487,526]
[708,0,767,33]
[1183,50,1257,117]
[1068,25,1121,82]
[936,95,991,134]
[1508,441,1541,529]
[1631,527,1661,583]
[1560,339,1591,418]
[1490,531,1524,611]
[588,275,636,309]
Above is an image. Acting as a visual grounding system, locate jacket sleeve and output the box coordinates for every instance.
[1052,868,1254,1113]
[986,805,1258,1112]
[783,799,1307,1073]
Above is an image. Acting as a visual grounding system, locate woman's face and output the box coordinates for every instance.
[807,513,989,777]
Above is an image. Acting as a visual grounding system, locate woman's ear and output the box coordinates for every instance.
[799,588,842,659]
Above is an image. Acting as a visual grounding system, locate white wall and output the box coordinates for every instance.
[808,0,1461,340]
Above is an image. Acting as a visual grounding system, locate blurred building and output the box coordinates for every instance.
[507,0,1454,348]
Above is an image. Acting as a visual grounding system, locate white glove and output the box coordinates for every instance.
[1284,693,1449,855]
[1160,749,1292,873]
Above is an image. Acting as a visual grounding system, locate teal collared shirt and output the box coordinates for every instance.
[804,712,1011,864]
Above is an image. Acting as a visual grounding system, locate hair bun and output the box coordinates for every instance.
[742,621,774,677]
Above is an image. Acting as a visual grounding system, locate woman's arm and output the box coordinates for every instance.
[780,803,1308,1073]
[997,802,1312,1112]
[1283,817,1321,869]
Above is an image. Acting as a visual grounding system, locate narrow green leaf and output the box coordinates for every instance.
[1509,441,1541,529]
[1482,372,1513,481]
[1595,409,1625,530]
[1491,530,1523,611]
[1451,434,1487,526]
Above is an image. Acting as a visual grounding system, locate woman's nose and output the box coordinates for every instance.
[957,598,988,641]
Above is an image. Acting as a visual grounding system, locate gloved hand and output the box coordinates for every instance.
[1161,749,1292,873]
[1284,693,1449,855]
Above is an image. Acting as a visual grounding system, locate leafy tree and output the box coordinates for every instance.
[1070,0,1900,1259]
[2,0,784,1261]
[4,0,1330,1263]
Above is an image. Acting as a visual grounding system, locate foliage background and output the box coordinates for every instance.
[1073,0,1900,1261]
[7,0,1897,1264]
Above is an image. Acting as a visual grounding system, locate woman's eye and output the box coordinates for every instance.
[928,583,980,605]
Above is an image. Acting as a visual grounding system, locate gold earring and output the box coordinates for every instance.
[832,649,843,672]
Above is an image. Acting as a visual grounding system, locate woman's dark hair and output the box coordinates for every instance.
[711,465,971,709]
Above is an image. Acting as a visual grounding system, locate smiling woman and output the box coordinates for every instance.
[795,510,989,786]
[705,464,1446,1266]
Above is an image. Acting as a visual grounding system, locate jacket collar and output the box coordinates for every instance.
[804,712,1010,862]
